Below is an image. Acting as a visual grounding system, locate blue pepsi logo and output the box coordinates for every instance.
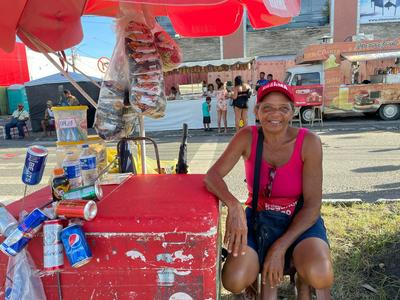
[68,234,80,248]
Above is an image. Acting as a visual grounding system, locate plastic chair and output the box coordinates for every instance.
[395,0,400,15]
[311,106,323,127]
[373,0,384,15]
[290,106,302,127]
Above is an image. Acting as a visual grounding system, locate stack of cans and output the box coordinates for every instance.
[0,208,48,256]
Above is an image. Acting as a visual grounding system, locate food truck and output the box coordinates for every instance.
[284,38,400,122]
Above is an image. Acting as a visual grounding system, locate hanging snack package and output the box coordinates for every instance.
[121,14,167,119]
[152,22,182,72]
[94,26,138,141]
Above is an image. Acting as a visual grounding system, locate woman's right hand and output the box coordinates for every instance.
[224,202,248,257]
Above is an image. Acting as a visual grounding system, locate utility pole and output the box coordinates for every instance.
[71,47,76,72]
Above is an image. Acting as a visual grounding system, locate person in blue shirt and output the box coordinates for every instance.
[256,73,274,91]
[255,72,268,91]
[202,96,212,131]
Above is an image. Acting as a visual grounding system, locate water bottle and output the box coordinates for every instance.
[80,144,98,186]
[62,152,82,189]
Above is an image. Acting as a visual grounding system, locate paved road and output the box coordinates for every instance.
[0,118,399,204]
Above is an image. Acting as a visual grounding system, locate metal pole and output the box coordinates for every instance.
[21,30,98,109]
[138,115,147,174]
[57,272,63,300]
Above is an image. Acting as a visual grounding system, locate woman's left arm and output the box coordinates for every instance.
[262,132,322,286]
[276,131,322,248]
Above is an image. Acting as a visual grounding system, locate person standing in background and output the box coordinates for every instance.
[256,72,268,91]
[232,76,251,131]
[41,100,55,137]
[64,90,80,106]
[202,96,212,131]
[216,79,228,134]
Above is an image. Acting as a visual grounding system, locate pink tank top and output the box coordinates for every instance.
[244,126,308,215]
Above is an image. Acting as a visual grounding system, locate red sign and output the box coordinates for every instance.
[97,57,110,73]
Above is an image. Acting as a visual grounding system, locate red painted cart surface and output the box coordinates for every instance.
[0,174,220,299]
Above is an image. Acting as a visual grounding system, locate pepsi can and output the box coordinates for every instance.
[22,145,48,185]
[43,219,64,272]
[0,208,49,256]
[60,224,92,268]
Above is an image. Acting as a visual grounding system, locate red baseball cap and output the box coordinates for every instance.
[257,80,294,104]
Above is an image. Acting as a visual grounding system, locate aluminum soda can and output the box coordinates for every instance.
[43,219,64,272]
[22,145,48,185]
[62,183,103,201]
[0,203,18,237]
[0,208,49,256]
[55,200,97,221]
[60,224,92,268]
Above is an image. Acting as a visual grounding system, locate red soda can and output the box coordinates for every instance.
[43,219,64,272]
[55,200,97,221]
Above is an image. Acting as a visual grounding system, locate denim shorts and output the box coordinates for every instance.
[245,207,329,264]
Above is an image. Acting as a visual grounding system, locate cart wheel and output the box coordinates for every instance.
[378,104,400,121]
[300,106,313,123]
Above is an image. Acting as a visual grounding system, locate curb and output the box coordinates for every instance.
[323,199,400,204]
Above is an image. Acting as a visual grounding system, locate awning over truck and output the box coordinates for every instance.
[342,50,400,62]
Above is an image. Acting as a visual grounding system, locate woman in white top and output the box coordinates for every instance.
[215,78,228,133]
[41,100,55,137]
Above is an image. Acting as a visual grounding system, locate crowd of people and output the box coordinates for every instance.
[4,89,80,140]
[197,72,273,133]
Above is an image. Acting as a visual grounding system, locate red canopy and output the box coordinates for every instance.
[0,0,300,52]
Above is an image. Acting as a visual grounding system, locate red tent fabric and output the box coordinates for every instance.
[0,0,300,52]
[0,42,29,86]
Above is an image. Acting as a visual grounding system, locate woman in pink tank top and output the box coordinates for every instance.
[204,80,333,300]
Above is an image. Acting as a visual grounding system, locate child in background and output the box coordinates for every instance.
[202,96,212,131]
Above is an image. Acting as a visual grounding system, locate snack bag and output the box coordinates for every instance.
[94,33,138,140]
[152,23,182,72]
[121,14,167,119]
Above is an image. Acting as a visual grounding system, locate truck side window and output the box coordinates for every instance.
[293,72,320,86]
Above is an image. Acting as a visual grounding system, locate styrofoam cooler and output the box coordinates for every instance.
[0,174,220,299]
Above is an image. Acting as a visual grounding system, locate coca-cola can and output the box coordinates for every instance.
[0,203,18,237]
[55,200,97,221]
[43,219,64,272]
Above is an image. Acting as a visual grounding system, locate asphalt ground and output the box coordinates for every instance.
[0,115,399,204]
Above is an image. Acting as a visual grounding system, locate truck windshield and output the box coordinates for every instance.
[292,72,321,86]
[283,72,291,84]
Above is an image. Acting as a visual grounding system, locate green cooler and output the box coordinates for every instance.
[7,84,29,114]
[0,87,8,115]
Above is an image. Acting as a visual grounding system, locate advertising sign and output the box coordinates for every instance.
[359,0,400,24]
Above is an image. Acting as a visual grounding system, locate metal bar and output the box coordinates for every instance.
[138,116,147,174]
[118,137,161,174]
[21,30,98,109]
[21,184,28,213]
[21,30,101,89]
[57,272,63,300]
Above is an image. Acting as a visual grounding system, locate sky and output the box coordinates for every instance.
[65,16,116,59]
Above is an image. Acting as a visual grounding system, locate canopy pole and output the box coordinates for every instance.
[138,115,147,174]
[21,30,101,89]
[21,31,98,109]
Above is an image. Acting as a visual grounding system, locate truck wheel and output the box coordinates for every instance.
[300,107,314,123]
[378,104,400,121]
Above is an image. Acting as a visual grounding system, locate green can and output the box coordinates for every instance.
[62,183,103,200]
